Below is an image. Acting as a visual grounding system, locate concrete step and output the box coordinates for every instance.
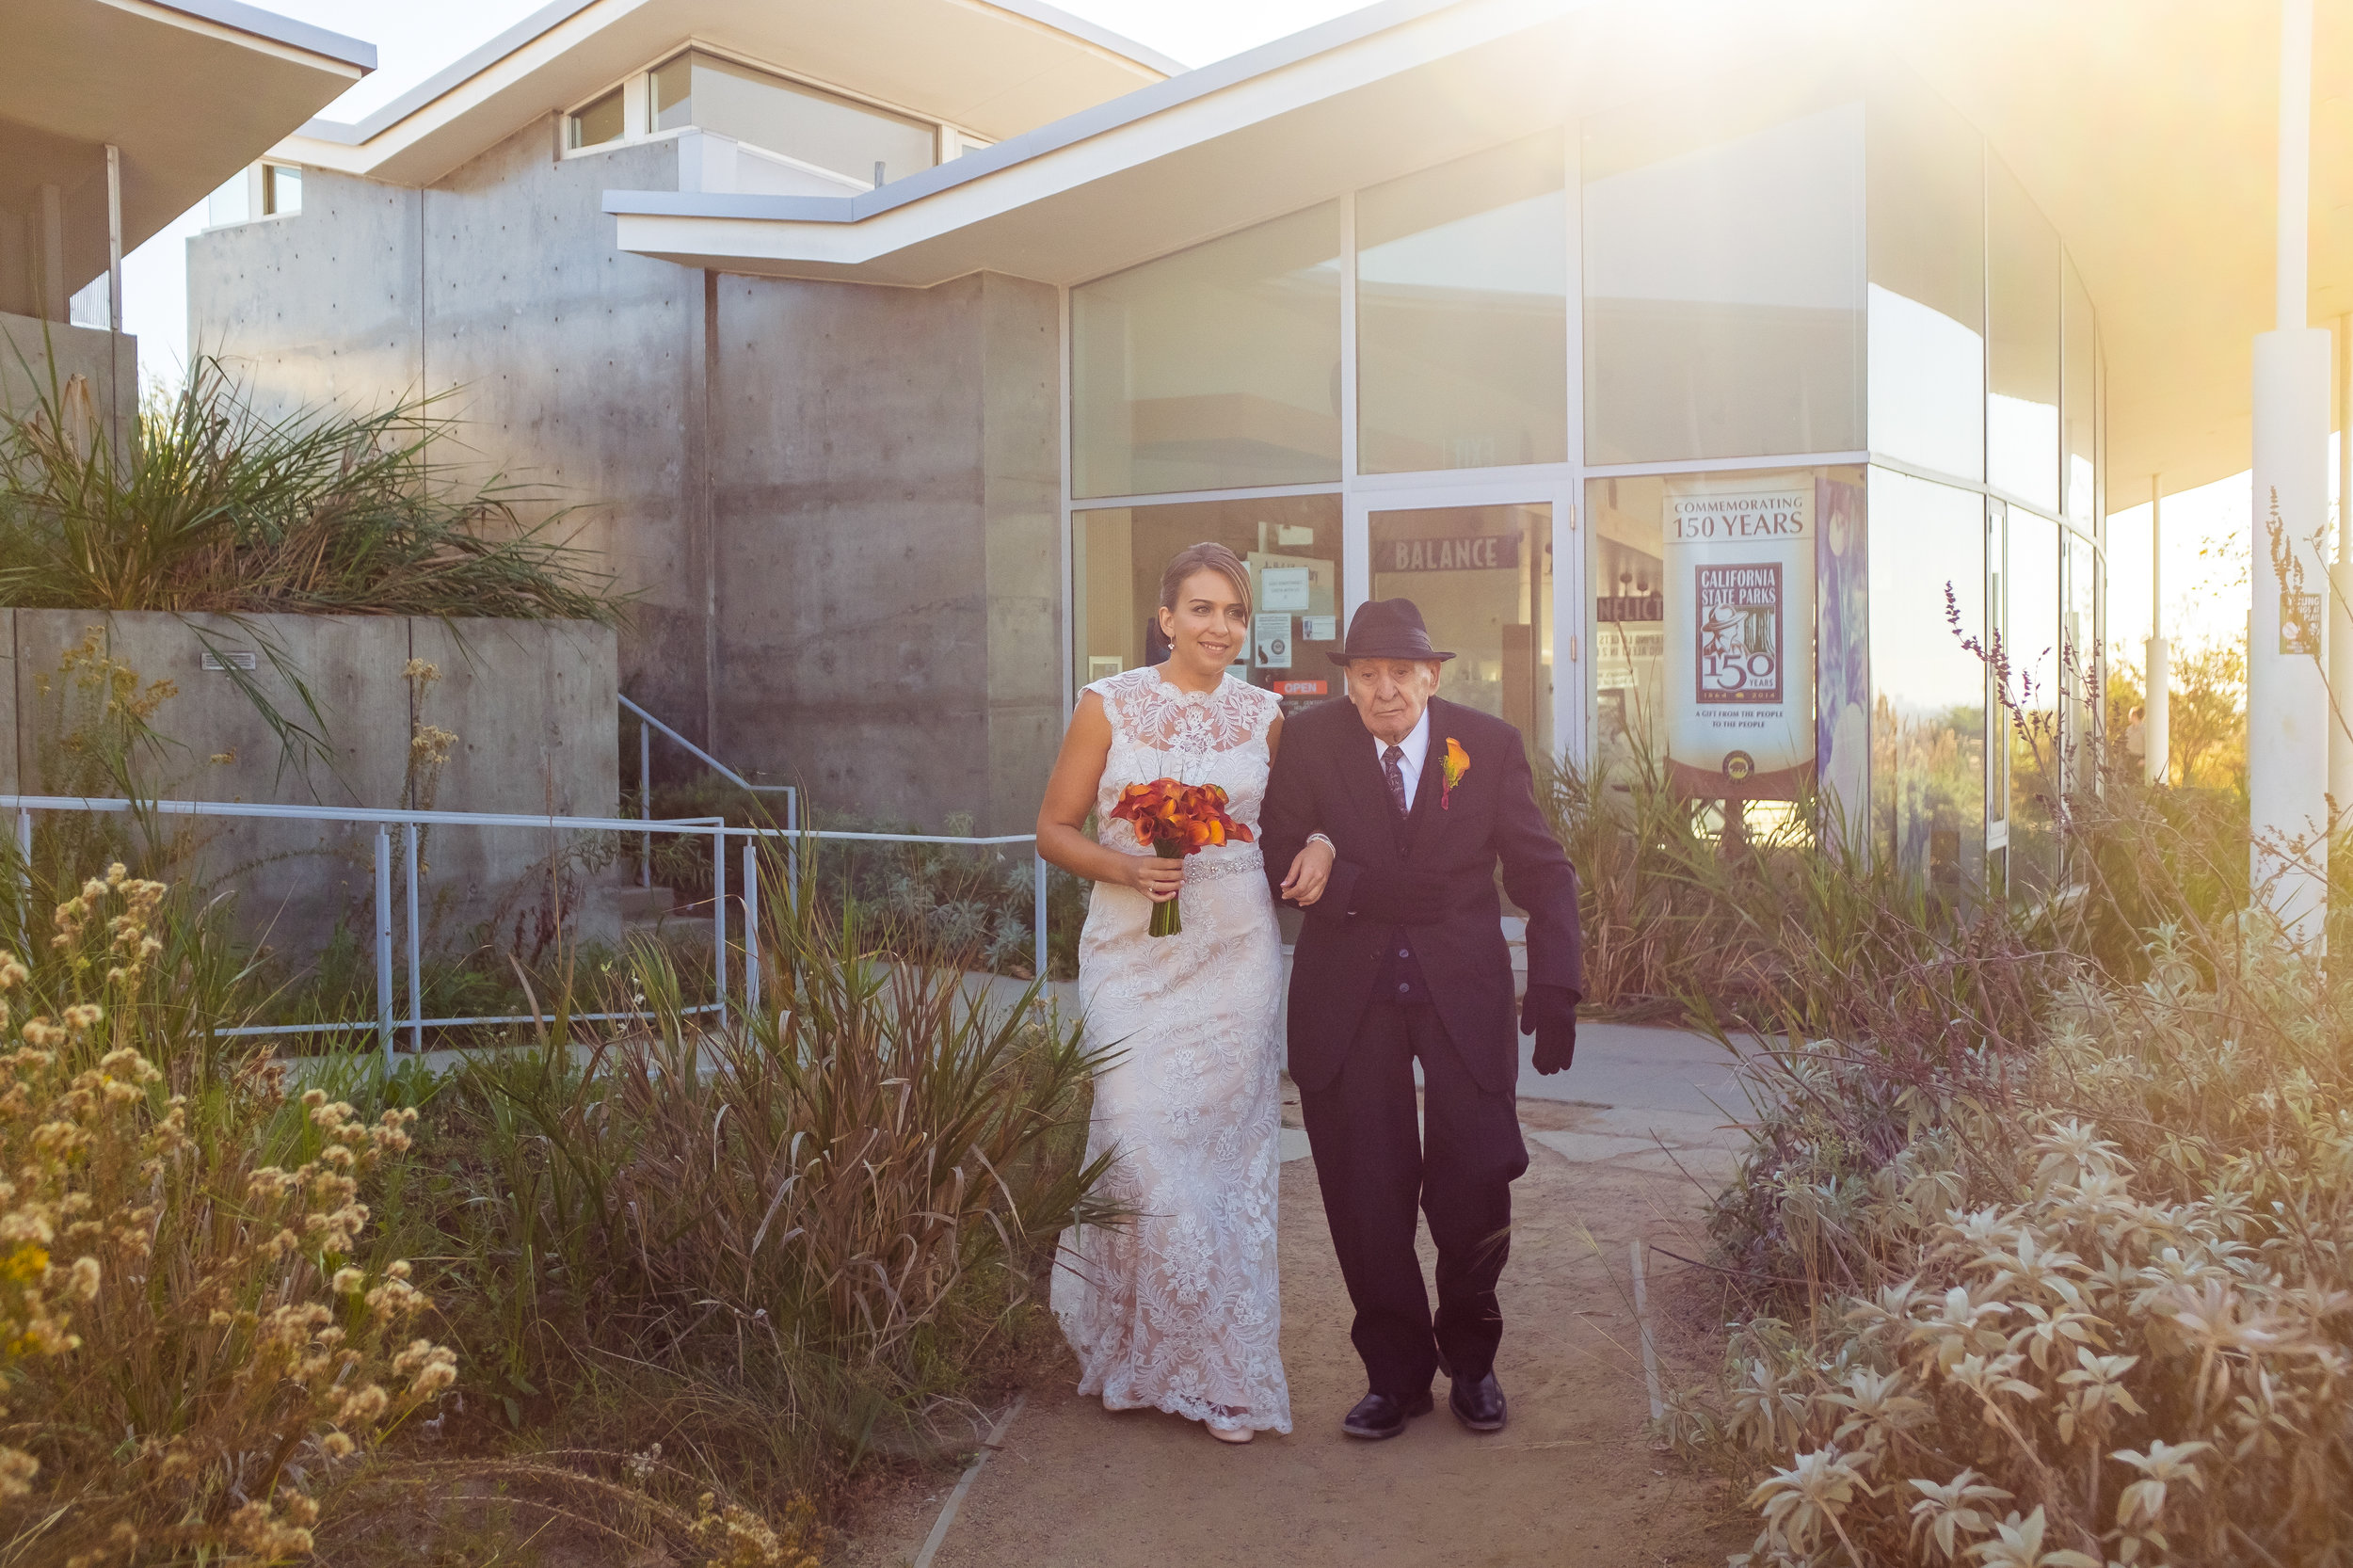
[608,885,678,925]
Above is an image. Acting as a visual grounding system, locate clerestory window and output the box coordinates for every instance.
[563,50,940,188]
[650,51,936,186]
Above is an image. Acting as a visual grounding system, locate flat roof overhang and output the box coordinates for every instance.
[273,0,1177,189]
[604,0,2353,504]
[0,0,374,293]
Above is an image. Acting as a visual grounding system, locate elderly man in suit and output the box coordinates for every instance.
[1262,598,1582,1440]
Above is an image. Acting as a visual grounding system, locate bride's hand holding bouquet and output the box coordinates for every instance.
[1109,778,1253,936]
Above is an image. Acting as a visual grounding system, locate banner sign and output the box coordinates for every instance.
[1695,562,1784,705]
[1381,535,1519,573]
[1662,473,1816,797]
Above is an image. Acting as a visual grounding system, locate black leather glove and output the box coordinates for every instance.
[1521,984,1579,1076]
[1346,867,1449,925]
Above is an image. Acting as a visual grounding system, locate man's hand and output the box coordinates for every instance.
[1520,984,1579,1075]
[1279,837,1336,905]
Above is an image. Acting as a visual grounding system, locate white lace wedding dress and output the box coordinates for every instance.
[1051,666,1293,1435]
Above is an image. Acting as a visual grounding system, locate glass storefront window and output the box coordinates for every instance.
[2062,256,2096,527]
[2001,504,2062,893]
[651,51,936,184]
[1867,469,1984,894]
[1987,156,2059,513]
[1074,496,1344,713]
[2065,529,2100,792]
[1072,205,1343,499]
[1368,504,1553,757]
[1356,136,1567,473]
[1587,468,1854,811]
[1584,90,1864,466]
[1866,83,1983,479]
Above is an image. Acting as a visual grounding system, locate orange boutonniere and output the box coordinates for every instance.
[1439,738,1469,808]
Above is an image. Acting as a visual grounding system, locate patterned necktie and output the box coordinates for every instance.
[1383,744,1409,824]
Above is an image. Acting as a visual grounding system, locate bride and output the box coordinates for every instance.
[1036,542,1334,1444]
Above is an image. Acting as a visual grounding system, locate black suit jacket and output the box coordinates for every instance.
[1260,695,1582,1095]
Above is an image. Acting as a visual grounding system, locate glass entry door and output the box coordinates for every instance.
[1346,490,1567,760]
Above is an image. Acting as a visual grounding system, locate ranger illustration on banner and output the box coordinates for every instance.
[1661,472,1816,799]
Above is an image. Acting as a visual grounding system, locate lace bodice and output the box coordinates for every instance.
[1087,667,1282,857]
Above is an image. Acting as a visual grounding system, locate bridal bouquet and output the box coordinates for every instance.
[1109,778,1252,936]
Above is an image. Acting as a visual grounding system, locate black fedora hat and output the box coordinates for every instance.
[1327,598,1454,665]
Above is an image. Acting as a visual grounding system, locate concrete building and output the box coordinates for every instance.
[190,0,1172,836]
[193,0,2353,890]
[1,0,375,442]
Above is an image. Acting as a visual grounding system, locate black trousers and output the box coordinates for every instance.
[1300,1001,1528,1397]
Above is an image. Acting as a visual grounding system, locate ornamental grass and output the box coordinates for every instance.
[402,859,1112,1465]
[0,351,616,622]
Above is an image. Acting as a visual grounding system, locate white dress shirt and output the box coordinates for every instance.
[1373,706,1433,810]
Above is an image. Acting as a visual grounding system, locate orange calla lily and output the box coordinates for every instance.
[1440,738,1469,808]
[1108,779,1253,936]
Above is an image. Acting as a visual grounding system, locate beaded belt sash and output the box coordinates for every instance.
[1183,847,1265,884]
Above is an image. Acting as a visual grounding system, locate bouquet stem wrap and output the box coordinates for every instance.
[1147,838,1187,936]
[1109,778,1253,939]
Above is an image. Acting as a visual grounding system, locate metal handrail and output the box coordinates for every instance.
[620,692,799,890]
[2,792,1051,1068]
[618,694,792,795]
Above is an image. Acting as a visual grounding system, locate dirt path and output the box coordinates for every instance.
[841,1025,1760,1568]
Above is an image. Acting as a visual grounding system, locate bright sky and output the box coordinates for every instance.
[115,0,2293,656]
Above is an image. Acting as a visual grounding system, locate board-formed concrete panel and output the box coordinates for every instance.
[11,608,408,957]
[0,609,13,800]
[406,616,624,958]
[8,610,617,967]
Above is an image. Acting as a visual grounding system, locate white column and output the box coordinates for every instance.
[2248,0,2329,942]
[105,144,123,456]
[2330,312,2353,825]
[2145,475,2169,784]
[104,145,121,331]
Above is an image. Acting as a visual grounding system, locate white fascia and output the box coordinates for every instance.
[276,0,649,174]
[603,0,1584,284]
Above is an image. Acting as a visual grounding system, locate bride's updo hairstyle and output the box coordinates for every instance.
[1159,541,1252,618]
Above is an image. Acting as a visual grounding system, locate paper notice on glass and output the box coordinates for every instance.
[1254,614,1293,669]
[1302,615,1337,643]
[1661,472,1816,797]
[1260,567,1312,612]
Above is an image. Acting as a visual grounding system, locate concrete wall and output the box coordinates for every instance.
[707,270,1061,833]
[188,136,710,736]
[189,120,1067,838]
[0,311,137,452]
[8,611,618,958]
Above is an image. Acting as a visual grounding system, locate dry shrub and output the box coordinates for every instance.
[0,867,455,1565]
[1675,916,2353,1567]
[318,1448,819,1568]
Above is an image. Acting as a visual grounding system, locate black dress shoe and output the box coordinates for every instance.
[1449,1370,1508,1432]
[1341,1388,1433,1440]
